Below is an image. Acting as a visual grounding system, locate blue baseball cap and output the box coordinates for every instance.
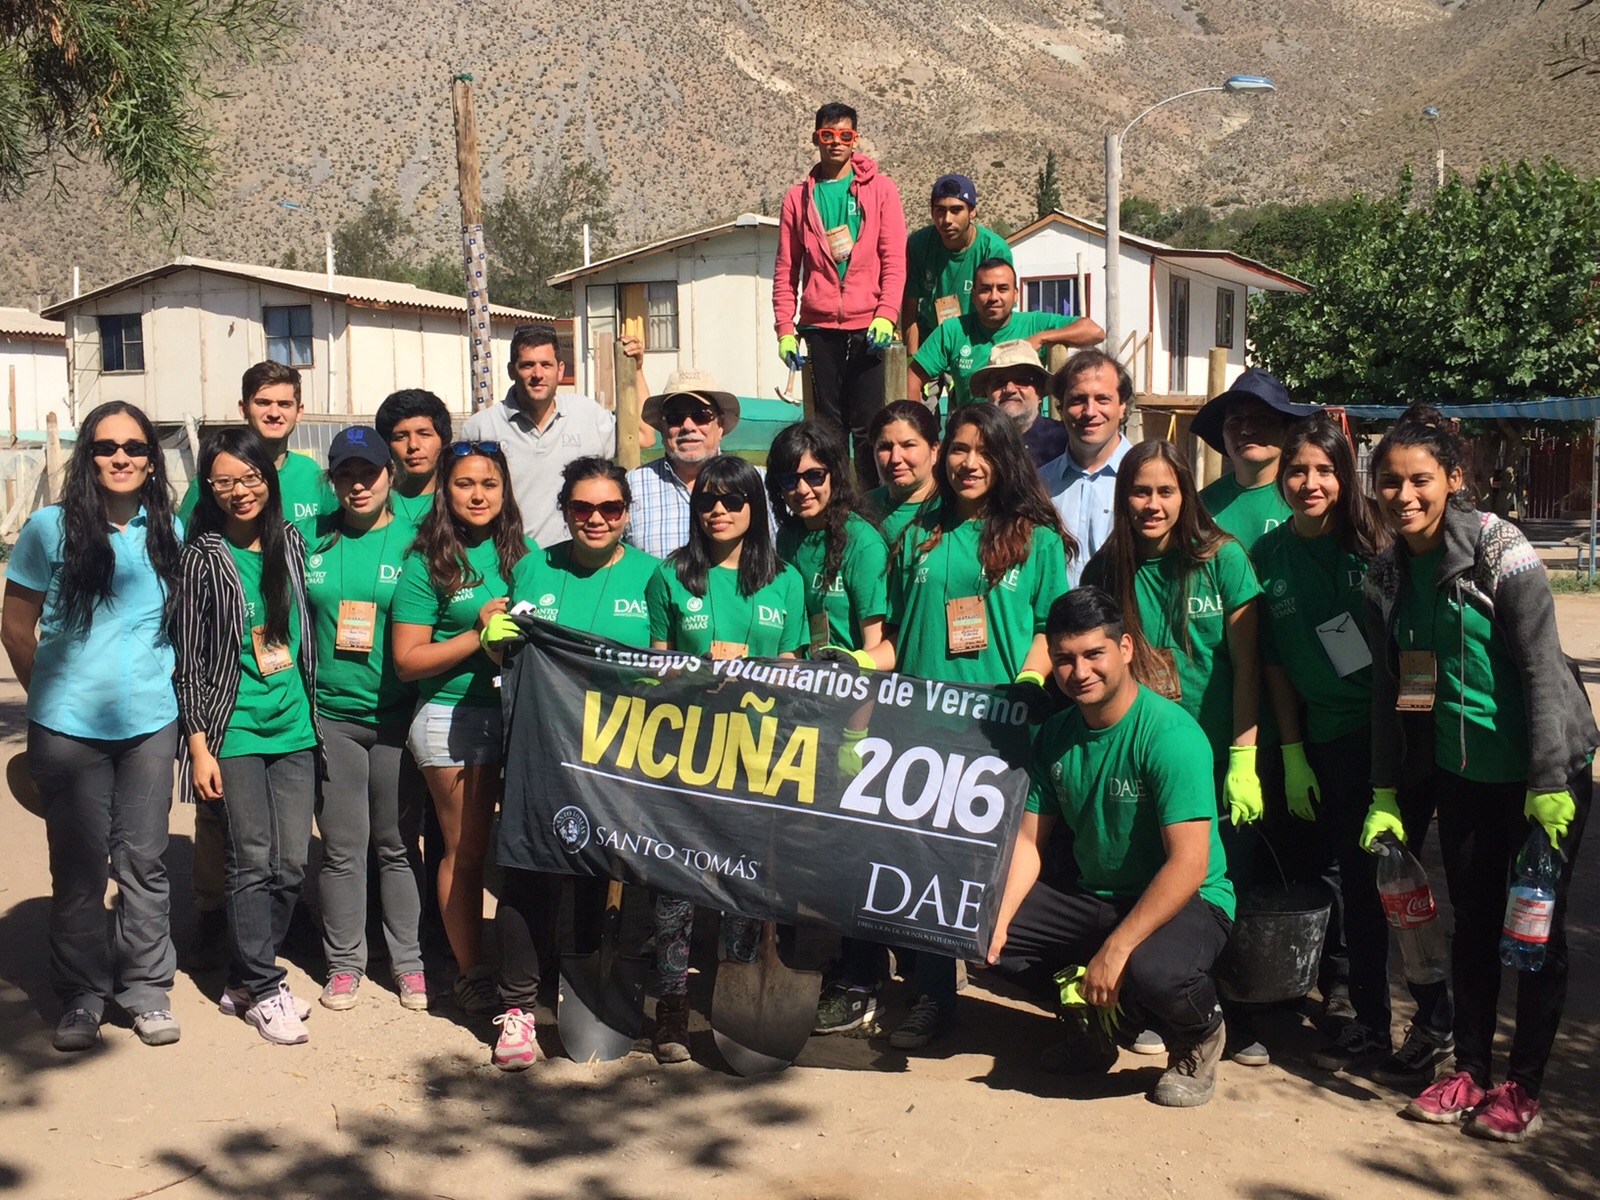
[930,173,978,208]
[328,425,391,470]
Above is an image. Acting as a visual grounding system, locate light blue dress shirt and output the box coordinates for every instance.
[1038,435,1131,587]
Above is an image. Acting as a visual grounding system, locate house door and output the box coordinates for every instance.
[1168,275,1190,394]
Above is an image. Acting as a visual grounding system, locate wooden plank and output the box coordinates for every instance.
[613,337,642,470]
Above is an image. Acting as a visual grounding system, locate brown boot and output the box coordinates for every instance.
[652,994,691,1064]
[1152,1020,1226,1108]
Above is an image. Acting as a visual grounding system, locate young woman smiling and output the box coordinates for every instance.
[864,400,941,547]
[1362,404,1596,1141]
[2,402,184,1052]
[391,442,531,1017]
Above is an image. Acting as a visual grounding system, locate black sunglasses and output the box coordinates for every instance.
[776,467,830,492]
[89,439,153,459]
[691,492,749,515]
[567,499,627,522]
[449,441,501,457]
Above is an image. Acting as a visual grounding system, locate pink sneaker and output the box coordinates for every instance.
[1403,1070,1487,1124]
[319,972,361,1011]
[1466,1081,1543,1142]
[395,971,429,1011]
[492,1008,538,1071]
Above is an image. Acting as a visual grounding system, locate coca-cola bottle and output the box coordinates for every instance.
[1374,834,1450,986]
[1499,827,1558,972]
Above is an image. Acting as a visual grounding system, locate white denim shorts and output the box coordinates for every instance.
[406,701,503,769]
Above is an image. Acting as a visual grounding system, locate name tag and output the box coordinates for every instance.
[933,294,961,325]
[945,595,988,654]
[1396,650,1436,712]
[710,640,748,661]
[808,610,832,655]
[251,625,294,676]
[825,224,855,264]
[1316,612,1371,678]
[335,599,378,653]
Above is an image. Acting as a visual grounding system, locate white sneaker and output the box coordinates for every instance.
[245,984,309,1045]
[222,984,311,1021]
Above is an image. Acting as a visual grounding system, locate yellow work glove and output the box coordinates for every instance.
[778,334,801,370]
[1053,965,1122,1037]
[1360,787,1405,852]
[1281,743,1322,822]
[1224,745,1263,826]
[866,317,896,349]
[813,645,875,671]
[479,611,524,654]
[1525,789,1576,851]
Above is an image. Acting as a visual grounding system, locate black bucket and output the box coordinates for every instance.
[1214,880,1333,1005]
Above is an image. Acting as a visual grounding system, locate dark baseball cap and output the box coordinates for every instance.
[328,425,391,470]
[931,174,978,208]
[1190,369,1316,453]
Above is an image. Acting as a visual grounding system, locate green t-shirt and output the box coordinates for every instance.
[1199,474,1292,553]
[221,542,316,758]
[299,514,413,725]
[903,224,1015,342]
[887,515,1070,684]
[509,542,661,648]
[812,173,860,282]
[1027,687,1235,919]
[1251,524,1372,744]
[776,513,889,653]
[1086,539,1261,759]
[389,488,437,532]
[864,486,929,552]
[645,561,806,657]
[911,310,1077,409]
[389,537,522,708]
[180,449,335,527]
[1398,545,1529,783]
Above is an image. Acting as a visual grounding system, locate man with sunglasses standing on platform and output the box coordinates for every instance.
[773,102,906,489]
[464,325,651,547]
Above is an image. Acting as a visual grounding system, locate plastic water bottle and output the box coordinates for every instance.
[1374,834,1450,986]
[1500,827,1558,972]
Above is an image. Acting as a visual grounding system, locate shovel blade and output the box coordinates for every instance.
[558,949,648,1063]
[710,931,823,1077]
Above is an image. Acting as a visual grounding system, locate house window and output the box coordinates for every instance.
[644,282,679,351]
[1215,287,1235,349]
[98,314,144,373]
[265,304,314,367]
[1168,275,1190,394]
[1023,276,1080,318]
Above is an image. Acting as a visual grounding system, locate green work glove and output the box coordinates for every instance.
[778,333,801,370]
[1052,965,1122,1037]
[1281,743,1321,822]
[865,317,896,349]
[838,728,867,781]
[480,611,524,654]
[1360,787,1405,852]
[1525,789,1576,851]
[1224,744,1263,826]
[813,645,875,671]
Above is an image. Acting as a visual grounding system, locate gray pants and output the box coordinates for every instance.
[30,720,179,1017]
[317,719,424,977]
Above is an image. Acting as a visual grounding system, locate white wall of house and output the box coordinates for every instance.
[0,335,69,437]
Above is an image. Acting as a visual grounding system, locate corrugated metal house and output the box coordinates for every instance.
[0,308,68,439]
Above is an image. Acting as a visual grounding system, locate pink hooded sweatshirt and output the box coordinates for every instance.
[773,152,907,336]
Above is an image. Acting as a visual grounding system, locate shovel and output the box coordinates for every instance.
[557,880,647,1063]
[712,921,823,1076]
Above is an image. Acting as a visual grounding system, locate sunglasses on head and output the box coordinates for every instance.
[449,440,501,457]
[567,498,627,522]
[815,128,858,146]
[89,439,153,459]
[776,467,830,492]
[691,491,749,515]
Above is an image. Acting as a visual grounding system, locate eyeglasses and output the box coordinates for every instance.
[209,471,267,493]
[691,492,749,515]
[776,467,830,492]
[663,404,718,427]
[449,441,501,456]
[89,439,153,459]
[815,128,858,146]
[567,499,627,522]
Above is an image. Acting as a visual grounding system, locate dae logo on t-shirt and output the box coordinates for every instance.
[757,604,784,628]
[379,564,400,584]
[293,502,320,521]
[1107,776,1146,802]
[812,572,846,596]
[998,566,1022,591]
[686,596,704,613]
[613,599,647,619]
[1188,592,1224,617]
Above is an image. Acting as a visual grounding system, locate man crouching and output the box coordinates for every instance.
[985,586,1235,1106]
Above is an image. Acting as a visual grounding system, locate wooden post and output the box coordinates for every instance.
[44,411,62,502]
[800,360,815,421]
[1199,347,1228,486]
[451,73,494,414]
[613,337,642,470]
[7,364,16,445]
[1045,344,1071,420]
[882,343,907,407]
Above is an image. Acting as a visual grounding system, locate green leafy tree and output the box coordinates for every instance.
[1119,196,1163,237]
[484,155,617,315]
[1249,160,1600,407]
[0,0,294,219]
[1034,151,1061,219]
[330,189,464,293]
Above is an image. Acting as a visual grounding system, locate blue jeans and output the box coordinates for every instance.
[216,750,316,999]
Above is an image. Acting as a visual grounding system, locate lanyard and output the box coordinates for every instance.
[705,567,757,647]
[338,517,394,606]
[554,544,620,631]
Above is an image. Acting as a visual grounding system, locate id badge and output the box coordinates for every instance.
[1316,612,1372,678]
[1147,646,1183,701]
[1396,650,1436,712]
[825,223,855,263]
[250,625,293,676]
[335,599,378,653]
[709,640,748,661]
[808,610,832,654]
[945,595,989,654]
[933,294,961,325]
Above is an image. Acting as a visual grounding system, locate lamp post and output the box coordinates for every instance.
[1103,74,1275,390]
[1422,106,1443,191]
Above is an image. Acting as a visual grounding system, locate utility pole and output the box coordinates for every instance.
[452,73,494,413]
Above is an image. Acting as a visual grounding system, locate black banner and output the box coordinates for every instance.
[499,620,1040,959]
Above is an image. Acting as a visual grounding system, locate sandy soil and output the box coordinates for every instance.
[1,596,1597,1200]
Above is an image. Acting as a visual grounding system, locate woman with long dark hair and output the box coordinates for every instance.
[391,441,529,1016]
[1362,404,1595,1140]
[1,402,183,1051]
[882,402,1073,1049]
[865,400,941,547]
[175,426,320,1046]
[643,454,805,1063]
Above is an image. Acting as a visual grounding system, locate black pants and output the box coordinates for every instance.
[495,868,606,1009]
[805,327,885,490]
[991,879,1232,1040]
[1426,763,1591,1096]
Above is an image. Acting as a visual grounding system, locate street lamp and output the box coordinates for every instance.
[1422,106,1443,191]
[1103,74,1276,385]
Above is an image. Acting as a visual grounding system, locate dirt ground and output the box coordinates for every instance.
[1,594,1598,1200]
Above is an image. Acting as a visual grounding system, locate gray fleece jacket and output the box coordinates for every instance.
[1364,503,1597,792]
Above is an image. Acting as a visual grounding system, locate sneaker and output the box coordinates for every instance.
[1465,1081,1543,1143]
[652,994,691,1064]
[452,966,499,1016]
[1152,1021,1227,1108]
[221,985,311,1022]
[52,1008,101,1052]
[888,995,953,1051]
[1313,1022,1388,1072]
[491,1008,539,1071]
[1403,1069,1487,1124]
[814,984,878,1035]
[1039,1007,1119,1076]
[245,984,310,1045]
[1321,990,1357,1027]
[132,1009,181,1047]
[1231,1040,1272,1067]
[1376,1024,1456,1086]
[319,972,361,1011]
[1128,1027,1166,1056]
[395,971,429,1011]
